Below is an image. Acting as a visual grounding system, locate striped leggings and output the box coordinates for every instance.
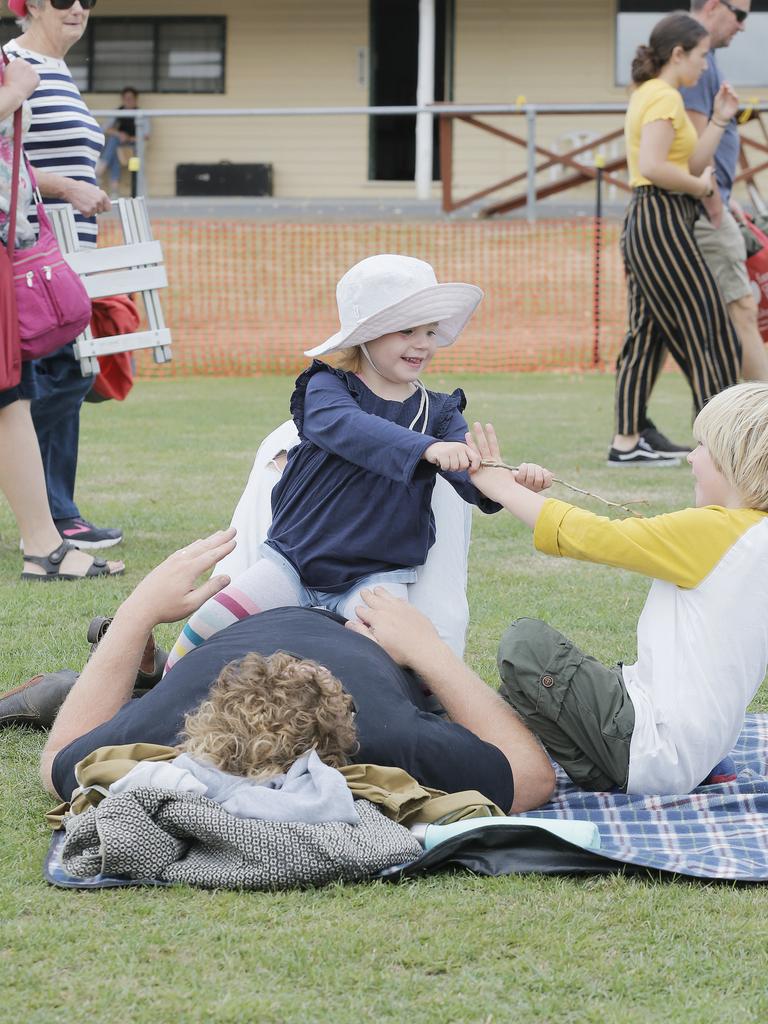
[615,187,741,435]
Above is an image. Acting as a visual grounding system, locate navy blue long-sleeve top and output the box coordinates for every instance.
[266,361,501,592]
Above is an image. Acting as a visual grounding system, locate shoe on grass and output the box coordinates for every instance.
[0,670,79,728]
[640,424,691,457]
[55,516,123,550]
[86,615,168,689]
[21,540,124,581]
[607,437,681,467]
[700,755,737,786]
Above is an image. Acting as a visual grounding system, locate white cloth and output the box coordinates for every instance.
[216,420,472,657]
[110,749,360,825]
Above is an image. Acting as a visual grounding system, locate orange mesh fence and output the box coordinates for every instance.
[98,218,627,377]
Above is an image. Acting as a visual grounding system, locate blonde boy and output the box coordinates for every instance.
[468,383,768,796]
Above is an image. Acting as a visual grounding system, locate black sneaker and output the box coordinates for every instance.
[54,516,123,550]
[640,425,691,457]
[607,437,681,467]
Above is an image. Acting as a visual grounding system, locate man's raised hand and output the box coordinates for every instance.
[123,528,237,630]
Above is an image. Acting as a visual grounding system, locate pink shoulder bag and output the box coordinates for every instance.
[4,48,92,361]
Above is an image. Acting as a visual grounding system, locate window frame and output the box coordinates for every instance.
[0,15,227,94]
[614,0,768,87]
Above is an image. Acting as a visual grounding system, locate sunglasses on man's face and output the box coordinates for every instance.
[49,0,98,10]
[720,0,748,24]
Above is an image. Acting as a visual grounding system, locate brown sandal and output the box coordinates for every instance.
[21,540,124,582]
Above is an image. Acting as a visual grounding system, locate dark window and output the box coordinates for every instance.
[0,17,226,94]
[369,0,455,181]
[616,2,768,86]
[91,20,155,93]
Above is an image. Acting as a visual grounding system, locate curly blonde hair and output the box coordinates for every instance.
[179,651,358,781]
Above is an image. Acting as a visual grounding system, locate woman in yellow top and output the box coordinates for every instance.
[609,12,741,467]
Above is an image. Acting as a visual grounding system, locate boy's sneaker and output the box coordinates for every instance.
[700,755,737,786]
[54,516,123,550]
[607,437,681,467]
[640,424,691,458]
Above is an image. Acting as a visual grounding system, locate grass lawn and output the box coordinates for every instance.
[1,372,766,1024]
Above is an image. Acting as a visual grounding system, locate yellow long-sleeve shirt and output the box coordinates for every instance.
[534,500,768,794]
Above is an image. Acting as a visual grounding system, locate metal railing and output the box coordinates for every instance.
[92,101,768,220]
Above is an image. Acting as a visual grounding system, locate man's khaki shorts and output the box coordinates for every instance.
[497,618,635,792]
[694,206,752,305]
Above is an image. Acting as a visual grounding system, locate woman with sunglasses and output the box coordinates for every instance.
[0,45,122,580]
[4,0,124,554]
[609,11,741,467]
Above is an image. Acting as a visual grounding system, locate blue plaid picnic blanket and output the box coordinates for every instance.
[44,715,768,887]
[518,712,768,881]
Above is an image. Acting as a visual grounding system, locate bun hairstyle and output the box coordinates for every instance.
[631,11,708,85]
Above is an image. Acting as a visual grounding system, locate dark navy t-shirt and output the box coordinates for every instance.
[52,608,514,811]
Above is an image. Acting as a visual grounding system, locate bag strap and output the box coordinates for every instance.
[2,46,22,262]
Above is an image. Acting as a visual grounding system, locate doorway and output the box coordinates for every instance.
[369,0,454,181]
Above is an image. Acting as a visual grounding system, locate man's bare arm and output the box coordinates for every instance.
[40,529,236,796]
[347,589,555,812]
[685,108,724,226]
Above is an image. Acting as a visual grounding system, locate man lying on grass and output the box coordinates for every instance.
[466,382,768,796]
[37,529,555,813]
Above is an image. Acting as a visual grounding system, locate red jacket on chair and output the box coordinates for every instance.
[89,294,140,401]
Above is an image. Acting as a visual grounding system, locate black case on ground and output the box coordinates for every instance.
[175,162,273,197]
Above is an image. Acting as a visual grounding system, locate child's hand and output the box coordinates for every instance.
[467,423,552,492]
[465,421,503,466]
[422,441,480,473]
[515,463,553,492]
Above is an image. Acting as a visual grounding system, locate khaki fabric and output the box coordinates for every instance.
[339,763,503,825]
[47,743,179,828]
[694,208,752,305]
[48,744,503,830]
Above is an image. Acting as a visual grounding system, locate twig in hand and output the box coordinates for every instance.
[480,460,648,518]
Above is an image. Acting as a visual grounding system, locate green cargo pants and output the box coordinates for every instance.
[497,618,636,792]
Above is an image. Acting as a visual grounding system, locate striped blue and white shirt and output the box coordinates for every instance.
[4,41,103,249]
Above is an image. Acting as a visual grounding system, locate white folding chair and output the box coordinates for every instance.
[48,197,172,377]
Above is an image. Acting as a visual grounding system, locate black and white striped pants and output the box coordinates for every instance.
[615,186,741,435]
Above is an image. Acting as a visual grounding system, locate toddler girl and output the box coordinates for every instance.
[164,254,501,671]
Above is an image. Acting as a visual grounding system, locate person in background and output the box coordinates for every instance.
[0,52,123,578]
[5,0,123,550]
[682,0,768,382]
[96,86,141,199]
[609,12,741,467]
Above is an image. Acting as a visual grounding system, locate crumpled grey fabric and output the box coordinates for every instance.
[110,749,359,825]
[61,788,422,890]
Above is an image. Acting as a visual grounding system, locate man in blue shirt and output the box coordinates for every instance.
[32,529,556,814]
[681,0,768,381]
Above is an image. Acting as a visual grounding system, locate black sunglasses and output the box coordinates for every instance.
[720,0,748,23]
[49,0,98,9]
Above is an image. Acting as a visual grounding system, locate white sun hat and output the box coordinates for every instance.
[304,254,484,358]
